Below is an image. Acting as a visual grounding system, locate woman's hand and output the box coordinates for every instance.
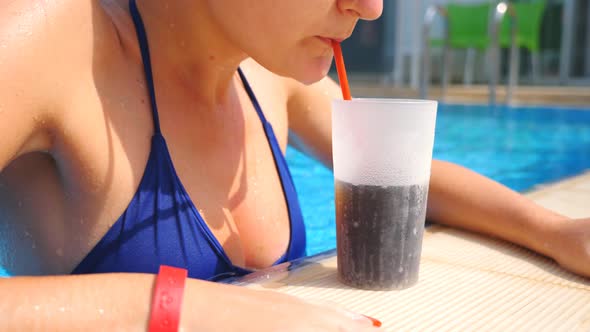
[547,218,590,278]
[181,279,381,331]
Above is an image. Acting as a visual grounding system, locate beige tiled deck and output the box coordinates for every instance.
[526,171,590,218]
[236,172,590,331]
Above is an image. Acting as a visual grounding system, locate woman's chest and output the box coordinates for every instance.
[158,94,293,269]
[74,68,294,271]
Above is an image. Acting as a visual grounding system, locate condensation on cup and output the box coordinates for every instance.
[332,98,438,290]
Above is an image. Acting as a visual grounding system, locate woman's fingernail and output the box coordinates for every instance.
[362,315,382,327]
[336,307,382,328]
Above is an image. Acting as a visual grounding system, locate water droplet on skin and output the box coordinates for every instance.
[33,305,40,311]
[98,308,104,315]
[58,307,65,313]
[56,248,63,257]
[413,228,417,236]
[398,267,404,273]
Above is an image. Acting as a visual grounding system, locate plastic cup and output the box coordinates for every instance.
[332,98,438,290]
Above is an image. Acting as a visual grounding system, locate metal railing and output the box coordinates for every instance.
[420,1,519,105]
[421,5,449,102]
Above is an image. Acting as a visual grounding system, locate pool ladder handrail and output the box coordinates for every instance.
[420,1,519,105]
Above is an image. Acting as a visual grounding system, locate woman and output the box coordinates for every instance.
[0,0,588,330]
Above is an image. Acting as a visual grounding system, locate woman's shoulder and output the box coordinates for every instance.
[0,0,124,100]
[0,0,129,164]
[1,0,116,57]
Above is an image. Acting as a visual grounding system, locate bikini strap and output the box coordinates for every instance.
[237,68,269,124]
[129,0,162,134]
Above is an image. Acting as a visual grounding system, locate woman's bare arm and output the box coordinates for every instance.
[0,274,155,331]
[0,1,55,169]
[0,0,106,169]
[427,160,590,277]
[0,273,382,331]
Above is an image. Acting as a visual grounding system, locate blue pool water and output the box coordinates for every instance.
[288,104,590,256]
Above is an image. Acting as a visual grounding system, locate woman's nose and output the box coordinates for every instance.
[338,0,383,21]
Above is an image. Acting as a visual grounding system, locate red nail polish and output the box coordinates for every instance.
[362,315,382,327]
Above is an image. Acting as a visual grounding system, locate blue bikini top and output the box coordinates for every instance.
[72,0,306,281]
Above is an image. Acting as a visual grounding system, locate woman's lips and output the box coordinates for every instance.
[317,36,345,46]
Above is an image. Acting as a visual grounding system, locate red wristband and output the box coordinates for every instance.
[148,265,188,332]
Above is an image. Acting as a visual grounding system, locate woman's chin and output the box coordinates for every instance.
[294,57,333,85]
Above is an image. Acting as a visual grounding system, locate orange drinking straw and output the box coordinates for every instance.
[331,41,352,101]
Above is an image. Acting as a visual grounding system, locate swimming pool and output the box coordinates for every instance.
[289,103,590,256]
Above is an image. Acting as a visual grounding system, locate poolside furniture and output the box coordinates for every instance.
[421,1,546,105]
[433,2,494,86]
[500,1,547,83]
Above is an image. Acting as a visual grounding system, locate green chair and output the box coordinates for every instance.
[446,3,493,51]
[500,1,547,82]
[421,3,494,99]
[445,2,494,85]
[429,3,495,86]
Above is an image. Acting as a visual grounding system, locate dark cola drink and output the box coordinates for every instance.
[335,180,428,290]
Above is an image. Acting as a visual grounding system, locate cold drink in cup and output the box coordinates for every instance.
[332,99,437,290]
[335,181,428,289]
